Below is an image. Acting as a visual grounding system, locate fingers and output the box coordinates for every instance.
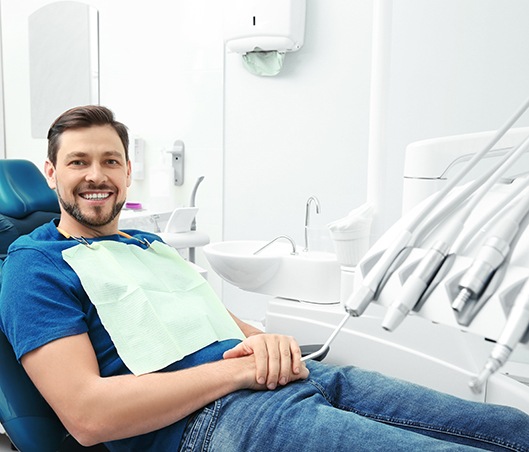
[242,334,307,390]
[222,341,252,360]
[222,334,309,390]
[289,337,302,375]
[261,335,288,390]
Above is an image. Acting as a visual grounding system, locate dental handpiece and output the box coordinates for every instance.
[453,217,519,312]
[381,208,467,331]
[382,240,449,331]
[345,229,412,316]
[454,186,529,312]
[468,279,529,394]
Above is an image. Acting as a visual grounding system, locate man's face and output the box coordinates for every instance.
[45,125,131,236]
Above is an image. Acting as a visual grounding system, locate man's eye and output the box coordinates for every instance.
[70,160,86,166]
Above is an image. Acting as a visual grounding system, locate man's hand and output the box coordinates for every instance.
[223,334,309,390]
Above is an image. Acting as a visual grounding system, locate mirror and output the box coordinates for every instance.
[28,1,99,138]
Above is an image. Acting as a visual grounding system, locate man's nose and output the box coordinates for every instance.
[85,163,108,184]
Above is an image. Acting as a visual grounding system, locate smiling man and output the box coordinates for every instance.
[45,112,131,235]
[1,105,529,452]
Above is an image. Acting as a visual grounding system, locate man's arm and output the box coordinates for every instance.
[22,330,308,446]
[229,312,265,337]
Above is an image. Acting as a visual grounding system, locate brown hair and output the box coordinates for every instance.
[47,105,129,165]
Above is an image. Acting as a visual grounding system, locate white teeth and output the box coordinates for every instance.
[82,193,110,200]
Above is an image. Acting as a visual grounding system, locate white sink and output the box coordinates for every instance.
[203,240,341,303]
[203,240,285,290]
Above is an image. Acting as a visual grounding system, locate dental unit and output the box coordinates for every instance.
[285,96,529,393]
[347,95,529,319]
[204,98,529,414]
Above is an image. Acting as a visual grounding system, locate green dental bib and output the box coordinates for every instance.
[62,240,244,375]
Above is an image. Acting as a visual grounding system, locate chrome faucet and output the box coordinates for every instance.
[304,196,321,251]
[189,175,205,263]
[253,235,297,255]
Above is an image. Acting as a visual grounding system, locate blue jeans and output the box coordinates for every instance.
[179,361,529,451]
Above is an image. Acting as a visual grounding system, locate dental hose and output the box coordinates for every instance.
[300,313,350,362]
[414,133,529,249]
[452,175,529,256]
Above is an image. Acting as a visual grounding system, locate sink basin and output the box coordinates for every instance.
[203,240,285,290]
[203,240,341,303]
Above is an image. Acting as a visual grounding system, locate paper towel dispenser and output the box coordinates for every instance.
[224,0,306,54]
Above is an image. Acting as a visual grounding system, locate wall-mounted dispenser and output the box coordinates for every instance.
[167,140,185,186]
[129,136,145,181]
[224,0,306,76]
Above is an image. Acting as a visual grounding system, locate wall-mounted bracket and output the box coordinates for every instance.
[167,140,185,186]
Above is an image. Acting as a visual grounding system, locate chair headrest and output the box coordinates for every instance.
[0,160,59,218]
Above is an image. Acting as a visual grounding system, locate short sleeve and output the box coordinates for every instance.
[0,247,88,360]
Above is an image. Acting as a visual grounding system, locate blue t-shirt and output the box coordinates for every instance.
[0,219,240,451]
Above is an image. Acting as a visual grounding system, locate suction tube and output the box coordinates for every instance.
[300,313,350,362]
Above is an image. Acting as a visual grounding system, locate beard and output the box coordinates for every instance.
[57,186,125,228]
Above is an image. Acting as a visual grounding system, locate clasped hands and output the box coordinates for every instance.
[223,334,310,390]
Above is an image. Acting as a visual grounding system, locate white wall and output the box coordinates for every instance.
[381,0,529,234]
[222,1,373,320]
[3,0,529,323]
[1,0,226,293]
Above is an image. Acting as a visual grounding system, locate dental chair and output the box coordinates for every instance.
[0,159,107,451]
[0,159,326,451]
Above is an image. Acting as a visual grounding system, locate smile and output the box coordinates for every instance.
[80,193,111,200]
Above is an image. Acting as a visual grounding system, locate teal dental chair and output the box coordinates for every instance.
[0,159,326,451]
[0,159,107,451]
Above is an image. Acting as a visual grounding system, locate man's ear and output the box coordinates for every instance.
[44,159,57,190]
[126,159,132,188]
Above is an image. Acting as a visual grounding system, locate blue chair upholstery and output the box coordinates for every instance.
[0,322,69,451]
[0,160,60,259]
[0,160,106,451]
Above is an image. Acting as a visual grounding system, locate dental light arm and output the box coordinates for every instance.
[345,94,529,318]
[468,278,529,394]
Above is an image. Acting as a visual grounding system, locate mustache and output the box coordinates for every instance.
[75,183,115,193]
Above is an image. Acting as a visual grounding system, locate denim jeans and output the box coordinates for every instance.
[179,361,529,451]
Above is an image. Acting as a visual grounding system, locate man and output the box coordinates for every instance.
[1,105,528,451]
